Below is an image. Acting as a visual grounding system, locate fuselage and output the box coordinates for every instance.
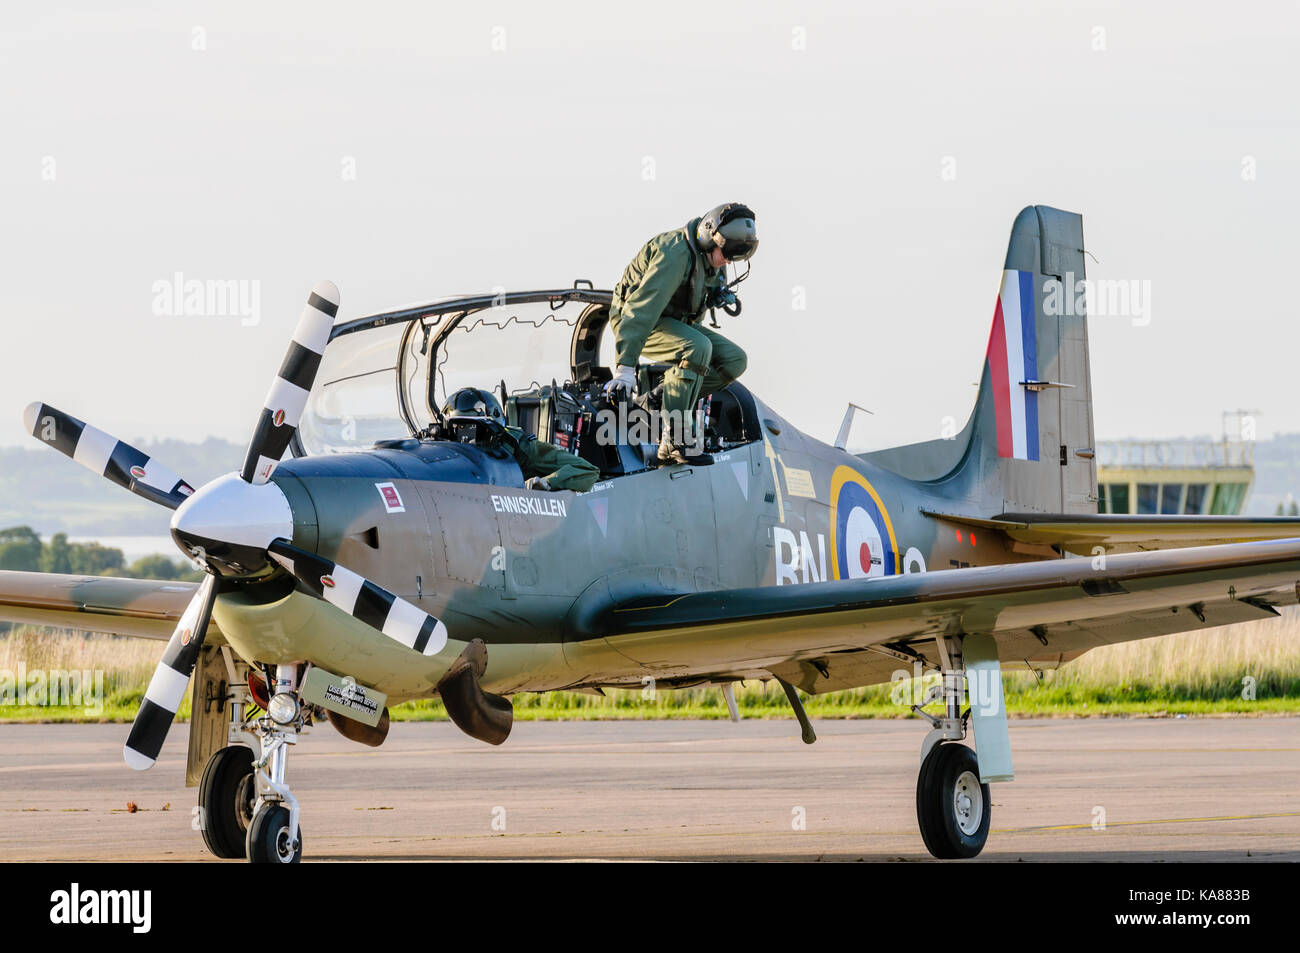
[208,392,1045,703]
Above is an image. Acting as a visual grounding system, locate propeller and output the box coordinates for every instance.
[22,279,458,770]
[123,573,220,769]
[266,540,448,657]
[23,281,457,769]
[22,402,195,509]
[240,281,338,485]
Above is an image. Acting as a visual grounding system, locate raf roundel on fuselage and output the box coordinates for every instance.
[829,465,899,579]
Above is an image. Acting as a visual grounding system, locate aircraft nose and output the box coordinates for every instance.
[170,472,295,566]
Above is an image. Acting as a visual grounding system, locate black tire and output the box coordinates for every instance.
[198,745,256,859]
[916,742,991,859]
[246,804,303,864]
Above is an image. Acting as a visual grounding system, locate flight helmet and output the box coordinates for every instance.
[696,203,759,262]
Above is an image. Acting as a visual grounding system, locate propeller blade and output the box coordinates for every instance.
[267,540,448,657]
[123,573,220,770]
[23,402,196,510]
[240,281,339,485]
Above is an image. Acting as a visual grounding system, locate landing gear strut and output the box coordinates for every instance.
[245,663,305,864]
[911,636,993,858]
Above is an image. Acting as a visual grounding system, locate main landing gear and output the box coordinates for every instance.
[916,740,990,858]
[198,662,306,863]
[198,744,256,858]
[910,636,995,858]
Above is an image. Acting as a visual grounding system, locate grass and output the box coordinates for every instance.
[0,628,160,722]
[1,609,1298,723]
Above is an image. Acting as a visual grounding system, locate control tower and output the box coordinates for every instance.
[1096,411,1257,516]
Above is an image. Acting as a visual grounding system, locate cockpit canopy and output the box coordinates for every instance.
[294,284,760,478]
[297,287,603,455]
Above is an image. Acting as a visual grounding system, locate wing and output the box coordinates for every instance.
[0,571,222,642]
[582,537,1300,693]
[927,511,1300,555]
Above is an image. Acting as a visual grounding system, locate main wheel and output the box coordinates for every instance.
[916,742,990,859]
[246,804,303,864]
[198,745,256,859]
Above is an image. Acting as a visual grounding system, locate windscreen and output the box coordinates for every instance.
[431,300,580,410]
[298,322,411,453]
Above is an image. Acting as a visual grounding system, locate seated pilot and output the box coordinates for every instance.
[440,387,600,493]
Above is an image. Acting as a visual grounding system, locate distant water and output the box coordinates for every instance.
[65,535,178,563]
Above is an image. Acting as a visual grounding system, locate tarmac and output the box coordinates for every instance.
[1,718,1297,862]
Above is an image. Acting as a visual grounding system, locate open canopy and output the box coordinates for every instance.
[294,285,611,456]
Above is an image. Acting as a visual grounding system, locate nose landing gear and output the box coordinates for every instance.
[197,661,307,863]
[247,803,303,864]
[244,663,305,864]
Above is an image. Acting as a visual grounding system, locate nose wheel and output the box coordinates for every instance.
[247,803,303,864]
[916,742,990,858]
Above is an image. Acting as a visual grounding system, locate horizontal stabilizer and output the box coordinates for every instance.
[924,511,1300,555]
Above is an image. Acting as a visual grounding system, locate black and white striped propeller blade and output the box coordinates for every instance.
[240,281,339,485]
[267,540,448,657]
[124,573,219,770]
[23,402,196,510]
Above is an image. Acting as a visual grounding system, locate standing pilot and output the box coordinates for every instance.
[605,203,758,466]
[441,387,600,493]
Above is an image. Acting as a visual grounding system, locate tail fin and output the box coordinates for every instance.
[974,205,1096,513]
[862,205,1097,514]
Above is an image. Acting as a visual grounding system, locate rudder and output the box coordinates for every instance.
[974,206,1096,513]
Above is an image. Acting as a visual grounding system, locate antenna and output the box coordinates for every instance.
[1221,408,1261,443]
[834,402,874,450]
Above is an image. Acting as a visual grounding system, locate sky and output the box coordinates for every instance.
[2,0,1297,454]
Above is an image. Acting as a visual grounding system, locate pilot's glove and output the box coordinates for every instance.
[525,476,552,491]
[603,364,637,400]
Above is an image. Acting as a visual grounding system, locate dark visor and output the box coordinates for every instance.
[722,238,758,261]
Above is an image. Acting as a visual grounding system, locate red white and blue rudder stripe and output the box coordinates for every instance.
[984,269,1039,461]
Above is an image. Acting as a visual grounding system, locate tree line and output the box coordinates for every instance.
[0,526,202,581]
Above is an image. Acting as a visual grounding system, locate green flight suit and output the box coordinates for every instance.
[500,426,600,492]
[609,218,748,423]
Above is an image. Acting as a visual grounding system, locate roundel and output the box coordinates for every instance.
[829,466,899,580]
